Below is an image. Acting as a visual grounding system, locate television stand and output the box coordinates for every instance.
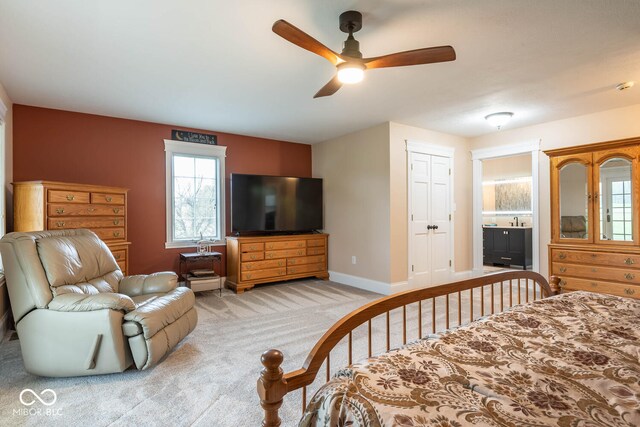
[225,233,329,293]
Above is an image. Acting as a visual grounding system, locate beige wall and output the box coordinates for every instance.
[470,103,640,278]
[312,123,392,283]
[482,153,531,181]
[0,80,13,329]
[389,122,472,282]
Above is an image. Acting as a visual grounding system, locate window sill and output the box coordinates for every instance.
[165,239,226,249]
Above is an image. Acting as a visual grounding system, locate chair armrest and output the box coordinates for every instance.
[48,293,136,313]
[119,272,178,297]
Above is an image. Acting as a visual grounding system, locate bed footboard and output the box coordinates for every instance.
[258,271,557,427]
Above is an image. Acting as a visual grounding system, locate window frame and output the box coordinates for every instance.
[0,98,6,271]
[164,139,227,249]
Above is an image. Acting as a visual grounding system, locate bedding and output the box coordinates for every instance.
[300,291,640,426]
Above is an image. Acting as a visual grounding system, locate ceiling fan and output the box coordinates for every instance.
[272,11,456,98]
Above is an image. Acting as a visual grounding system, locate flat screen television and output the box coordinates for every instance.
[231,174,323,234]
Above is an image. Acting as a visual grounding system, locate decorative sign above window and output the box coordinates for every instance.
[171,130,218,145]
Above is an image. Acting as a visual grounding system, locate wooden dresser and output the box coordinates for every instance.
[226,234,329,293]
[545,137,640,299]
[13,181,131,274]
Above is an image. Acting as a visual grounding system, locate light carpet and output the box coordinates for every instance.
[0,280,382,427]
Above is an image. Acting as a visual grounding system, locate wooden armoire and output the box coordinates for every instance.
[545,137,640,299]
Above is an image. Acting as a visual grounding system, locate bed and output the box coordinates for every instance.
[257,271,640,426]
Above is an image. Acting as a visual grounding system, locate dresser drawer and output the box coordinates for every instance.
[48,203,125,217]
[288,255,325,266]
[91,192,125,205]
[241,252,264,262]
[110,249,126,262]
[559,277,639,298]
[553,263,640,285]
[306,247,325,255]
[307,238,325,247]
[265,248,306,259]
[240,243,264,252]
[93,227,125,241]
[48,217,124,230]
[117,260,127,273]
[287,263,324,275]
[241,267,286,281]
[552,249,640,269]
[241,259,286,271]
[48,190,90,204]
[264,240,306,250]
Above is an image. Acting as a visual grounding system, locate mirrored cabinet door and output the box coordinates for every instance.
[553,153,593,243]
[594,147,640,245]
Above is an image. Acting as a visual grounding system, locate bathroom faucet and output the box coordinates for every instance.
[513,216,519,227]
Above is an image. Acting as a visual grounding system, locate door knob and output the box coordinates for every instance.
[433,225,439,230]
[427,225,433,230]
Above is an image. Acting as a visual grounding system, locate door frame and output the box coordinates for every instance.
[471,140,541,273]
[406,140,455,286]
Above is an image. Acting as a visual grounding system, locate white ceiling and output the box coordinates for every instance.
[0,0,639,144]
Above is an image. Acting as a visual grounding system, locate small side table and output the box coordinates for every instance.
[179,252,223,295]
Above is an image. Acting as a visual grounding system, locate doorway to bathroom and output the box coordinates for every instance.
[471,141,541,274]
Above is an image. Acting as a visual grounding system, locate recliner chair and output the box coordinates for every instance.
[0,229,197,377]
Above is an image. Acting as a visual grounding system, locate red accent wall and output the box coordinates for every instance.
[12,105,312,276]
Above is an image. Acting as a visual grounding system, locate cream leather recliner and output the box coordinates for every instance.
[0,229,198,377]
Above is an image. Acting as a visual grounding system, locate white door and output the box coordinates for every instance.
[409,153,451,287]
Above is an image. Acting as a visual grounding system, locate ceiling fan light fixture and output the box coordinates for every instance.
[485,112,514,130]
[337,62,365,84]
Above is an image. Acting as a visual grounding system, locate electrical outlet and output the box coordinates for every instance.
[352,256,357,265]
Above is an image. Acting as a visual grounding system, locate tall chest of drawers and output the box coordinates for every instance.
[226,234,329,293]
[13,181,131,274]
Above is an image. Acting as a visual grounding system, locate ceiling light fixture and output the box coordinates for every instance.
[616,81,635,91]
[336,62,365,84]
[485,112,514,130]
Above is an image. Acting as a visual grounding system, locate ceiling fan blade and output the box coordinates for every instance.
[364,46,456,69]
[273,20,341,65]
[313,76,343,98]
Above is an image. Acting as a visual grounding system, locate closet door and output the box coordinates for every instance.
[409,153,451,286]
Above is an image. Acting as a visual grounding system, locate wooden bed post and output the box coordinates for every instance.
[549,275,561,295]
[258,349,287,427]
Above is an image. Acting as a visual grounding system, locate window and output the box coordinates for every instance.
[165,140,226,248]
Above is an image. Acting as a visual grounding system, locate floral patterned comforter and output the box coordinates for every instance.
[300,291,640,426]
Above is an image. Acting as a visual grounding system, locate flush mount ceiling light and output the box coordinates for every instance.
[616,81,635,91]
[485,112,514,130]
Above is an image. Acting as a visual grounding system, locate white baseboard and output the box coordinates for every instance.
[329,271,394,295]
[453,270,473,280]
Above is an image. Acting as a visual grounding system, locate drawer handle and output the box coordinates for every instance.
[87,207,96,213]
[624,258,635,265]
[113,208,120,214]
[266,253,273,259]
[56,221,65,227]
[246,273,252,280]
[113,231,121,237]
[625,288,635,295]
[590,282,598,287]
[278,261,284,266]
[625,273,635,281]
[280,269,287,275]
[55,208,65,214]
[559,266,566,273]
[250,254,257,260]
[113,219,120,225]
[105,196,113,202]
[297,250,304,256]
[559,279,566,288]
[500,257,512,261]
[114,254,121,260]
[558,252,567,260]
[66,195,75,201]
[267,244,273,249]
